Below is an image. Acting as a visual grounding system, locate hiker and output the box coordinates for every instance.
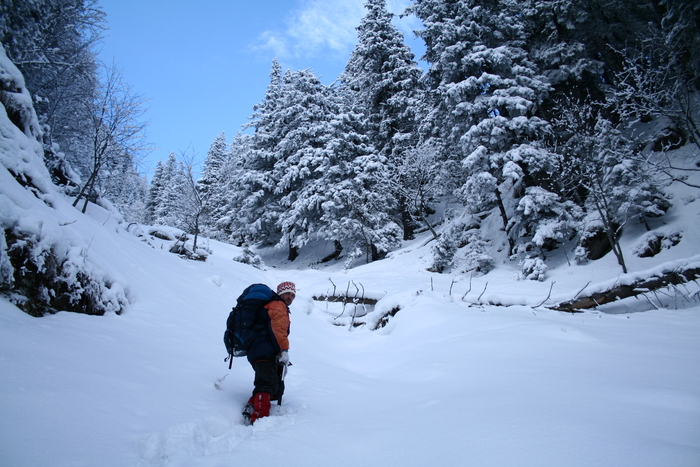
[242,281,295,424]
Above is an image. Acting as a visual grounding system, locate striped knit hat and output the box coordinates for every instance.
[277,281,296,296]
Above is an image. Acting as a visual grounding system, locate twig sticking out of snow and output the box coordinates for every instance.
[533,281,555,308]
[461,274,473,301]
[214,374,227,390]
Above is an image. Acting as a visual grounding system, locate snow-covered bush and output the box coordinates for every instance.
[431,216,494,275]
[633,229,682,258]
[574,218,611,264]
[232,246,265,270]
[148,226,182,241]
[458,232,496,275]
[520,257,548,281]
[509,186,582,254]
[508,186,582,275]
[430,229,457,273]
[167,233,209,261]
[3,229,128,316]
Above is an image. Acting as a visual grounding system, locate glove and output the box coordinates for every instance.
[277,350,289,365]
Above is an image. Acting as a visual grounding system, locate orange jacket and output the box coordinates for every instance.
[264,299,290,351]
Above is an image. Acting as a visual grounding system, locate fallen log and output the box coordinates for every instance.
[549,264,700,312]
[312,294,378,306]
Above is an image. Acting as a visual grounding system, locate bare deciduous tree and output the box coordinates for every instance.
[73,64,148,213]
[611,8,700,189]
[552,98,670,274]
[180,151,206,253]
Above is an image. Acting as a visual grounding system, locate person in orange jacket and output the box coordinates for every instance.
[243,281,294,425]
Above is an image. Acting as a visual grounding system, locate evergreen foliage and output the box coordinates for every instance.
[198,132,229,237]
[5,0,696,276]
[339,0,424,240]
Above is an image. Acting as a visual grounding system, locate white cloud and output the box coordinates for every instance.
[251,0,363,59]
[253,0,420,60]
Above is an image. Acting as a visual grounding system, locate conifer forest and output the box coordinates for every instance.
[2,0,699,278]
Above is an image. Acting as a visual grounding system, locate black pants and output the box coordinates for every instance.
[251,358,284,401]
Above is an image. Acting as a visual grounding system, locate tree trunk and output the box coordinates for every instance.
[73,168,98,209]
[593,196,627,273]
[192,213,200,252]
[418,207,439,240]
[321,240,343,263]
[288,239,298,262]
[549,264,700,312]
[398,195,415,241]
[80,173,99,213]
[494,188,514,256]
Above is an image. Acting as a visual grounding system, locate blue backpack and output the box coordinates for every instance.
[224,284,278,367]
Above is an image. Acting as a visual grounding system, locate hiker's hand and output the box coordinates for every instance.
[277,350,289,364]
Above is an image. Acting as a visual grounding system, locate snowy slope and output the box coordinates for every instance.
[1,180,699,466]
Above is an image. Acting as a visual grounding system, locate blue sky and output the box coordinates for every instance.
[97,0,424,179]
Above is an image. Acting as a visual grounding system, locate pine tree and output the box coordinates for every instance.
[197,132,228,236]
[227,60,286,247]
[508,185,583,268]
[339,0,423,239]
[520,0,605,105]
[233,67,337,259]
[153,152,187,229]
[285,101,401,265]
[101,152,148,223]
[411,0,553,256]
[213,132,251,242]
[145,160,165,225]
[243,59,283,160]
[272,69,339,260]
[199,132,227,195]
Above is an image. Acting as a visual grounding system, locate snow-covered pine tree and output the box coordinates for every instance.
[244,59,283,137]
[153,152,188,230]
[271,69,337,260]
[507,185,583,277]
[338,0,424,239]
[213,132,251,242]
[226,60,286,248]
[232,66,338,259]
[520,0,605,104]
[288,97,401,265]
[430,214,494,275]
[101,154,148,223]
[197,132,228,237]
[144,160,165,225]
[411,0,553,259]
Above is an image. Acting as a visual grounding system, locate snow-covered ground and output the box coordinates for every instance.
[1,164,700,466]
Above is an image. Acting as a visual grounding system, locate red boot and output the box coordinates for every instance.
[249,392,271,424]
